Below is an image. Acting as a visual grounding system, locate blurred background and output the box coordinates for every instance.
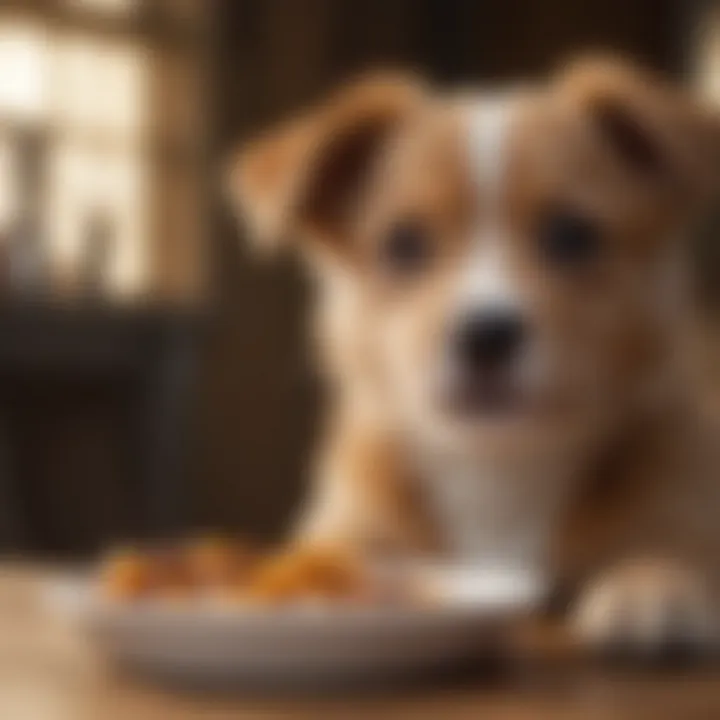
[0,0,717,559]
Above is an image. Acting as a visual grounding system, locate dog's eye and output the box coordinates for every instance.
[379,220,431,274]
[539,210,600,267]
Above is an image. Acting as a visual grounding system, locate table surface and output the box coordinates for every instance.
[2,565,720,720]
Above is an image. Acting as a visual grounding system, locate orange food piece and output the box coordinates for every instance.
[149,549,197,599]
[247,547,367,604]
[184,536,254,588]
[100,549,156,600]
[101,545,194,600]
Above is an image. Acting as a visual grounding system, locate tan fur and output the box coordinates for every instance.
[229,58,720,647]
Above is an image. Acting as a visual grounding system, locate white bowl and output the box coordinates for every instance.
[47,565,546,689]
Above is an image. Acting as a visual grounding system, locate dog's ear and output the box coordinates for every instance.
[227,72,425,257]
[556,56,720,210]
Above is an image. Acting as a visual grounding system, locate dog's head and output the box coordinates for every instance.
[228,59,720,453]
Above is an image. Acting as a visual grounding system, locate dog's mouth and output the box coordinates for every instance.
[440,373,529,420]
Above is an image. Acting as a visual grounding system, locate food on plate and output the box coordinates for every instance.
[99,538,397,607]
[100,548,157,600]
[247,546,368,604]
[100,536,255,602]
[184,536,255,588]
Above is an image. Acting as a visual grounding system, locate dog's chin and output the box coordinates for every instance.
[397,369,586,455]
[420,376,576,454]
[439,374,538,423]
[442,379,526,421]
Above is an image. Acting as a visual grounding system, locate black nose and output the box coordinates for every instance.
[454,311,526,371]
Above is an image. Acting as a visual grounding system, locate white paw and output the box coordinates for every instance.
[573,559,717,656]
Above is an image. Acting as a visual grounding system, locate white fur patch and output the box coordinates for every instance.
[458,234,521,311]
[467,96,516,204]
[457,96,522,313]
[415,447,574,571]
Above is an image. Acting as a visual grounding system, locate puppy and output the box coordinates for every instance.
[228,57,720,652]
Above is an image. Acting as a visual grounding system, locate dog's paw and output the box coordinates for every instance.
[572,559,717,660]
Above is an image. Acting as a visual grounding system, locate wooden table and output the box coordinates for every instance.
[2,566,720,720]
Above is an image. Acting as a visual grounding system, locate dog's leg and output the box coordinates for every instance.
[292,413,438,556]
[561,414,720,659]
[555,406,720,658]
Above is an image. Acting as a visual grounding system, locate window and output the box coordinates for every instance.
[0,0,205,302]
